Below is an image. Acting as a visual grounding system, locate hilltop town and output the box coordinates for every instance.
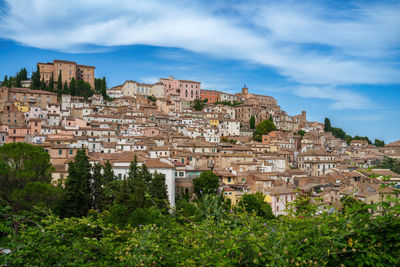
[1,59,399,214]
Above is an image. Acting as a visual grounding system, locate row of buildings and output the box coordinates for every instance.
[0,61,398,215]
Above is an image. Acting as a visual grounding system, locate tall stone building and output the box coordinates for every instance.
[37,60,95,89]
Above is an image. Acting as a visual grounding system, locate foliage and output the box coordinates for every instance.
[374,139,385,147]
[376,156,400,174]
[253,119,276,142]
[249,115,255,129]
[147,95,157,102]
[94,77,112,100]
[192,98,207,111]
[0,143,59,211]
[192,170,219,196]
[237,192,274,219]
[57,70,63,91]
[1,195,399,266]
[2,68,28,88]
[61,149,92,218]
[215,100,242,106]
[297,129,305,137]
[324,117,374,145]
[30,66,41,89]
[324,117,331,132]
[221,136,237,144]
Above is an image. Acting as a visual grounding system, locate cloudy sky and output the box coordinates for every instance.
[0,0,399,142]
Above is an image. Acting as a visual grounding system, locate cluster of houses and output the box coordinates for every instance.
[1,63,399,214]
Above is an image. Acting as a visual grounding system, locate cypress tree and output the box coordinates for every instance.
[31,66,41,89]
[61,149,92,217]
[131,162,148,209]
[40,78,46,90]
[69,77,76,96]
[91,163,103,211]
[2,75,8,87]
[250,116,255,129]
[149,172,169,212]
[103,160,115,184]
[63,81,69,94]
[324,118,332,132]
[48,74,54,92]
[57,70,62,91]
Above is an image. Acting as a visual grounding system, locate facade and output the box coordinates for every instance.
[160,75,200,101]
[200,89,221,103]
[121,80,165,98]
[37,60,95,88]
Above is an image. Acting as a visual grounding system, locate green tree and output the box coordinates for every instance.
[91,163,103,211]
[253,119,276,142]
[374,139,385,147]
[297,130,305,137]
[63,81,69,94]
[149,172,169,212]
[2,75,9,87]
[192,170,219,196]
[31,66,41,89]
[61,149,92,217]
[324,117,332,132]
[131,164,149,209]
[69,77,76,96]
[250,116,255,129]
[269,114,273,122]
[48,74,54,92]
[0,143,58,211]
[102,160,115,184]
[238,192,274,219]
[76,80,93,98]
[192,98,205,111]
[376,156,400,174]
[57,70,62,91]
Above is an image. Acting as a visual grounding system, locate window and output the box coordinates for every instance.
[87,74,89,79]
[228,177,231,182]
[58,149,62,155]
[118,173,122,179]
[69,150,73,155]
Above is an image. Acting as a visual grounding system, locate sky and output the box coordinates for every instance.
[0,0,399,143]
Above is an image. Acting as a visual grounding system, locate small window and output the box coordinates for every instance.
[69,150,73,155]
[58,149,62,155]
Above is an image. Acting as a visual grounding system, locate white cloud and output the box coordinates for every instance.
[0,0,399,86]
[292,86,372,110]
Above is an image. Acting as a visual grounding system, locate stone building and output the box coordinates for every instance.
[37,60,95,88]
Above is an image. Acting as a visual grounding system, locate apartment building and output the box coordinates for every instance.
[160,75,200,101]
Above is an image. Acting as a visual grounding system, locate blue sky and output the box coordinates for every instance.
[0,0,399,142]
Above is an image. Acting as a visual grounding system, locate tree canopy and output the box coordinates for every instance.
[0,143,59,211]
[192,170,219,196]
[253,119,276,142]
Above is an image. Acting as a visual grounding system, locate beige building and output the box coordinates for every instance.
[121,80,165,98]
[37,60,95,88]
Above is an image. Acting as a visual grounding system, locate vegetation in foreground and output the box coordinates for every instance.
[0,143,399,266]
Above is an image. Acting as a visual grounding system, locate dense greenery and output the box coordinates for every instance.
[192,170,219,196]
[1,190,399,265]
[1,65,112,100]
[215,100,242,106]
[221,136,237,144]
[323,117,376,145]
[253,119,277,142]
[376,156,400,174]
[2,68,28,88]
[147,95,157,102]
[0,143,60,212]
[374,139,385,147]
[192,98,208,111]
[250,115,255,129]
[1,143,400,265]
